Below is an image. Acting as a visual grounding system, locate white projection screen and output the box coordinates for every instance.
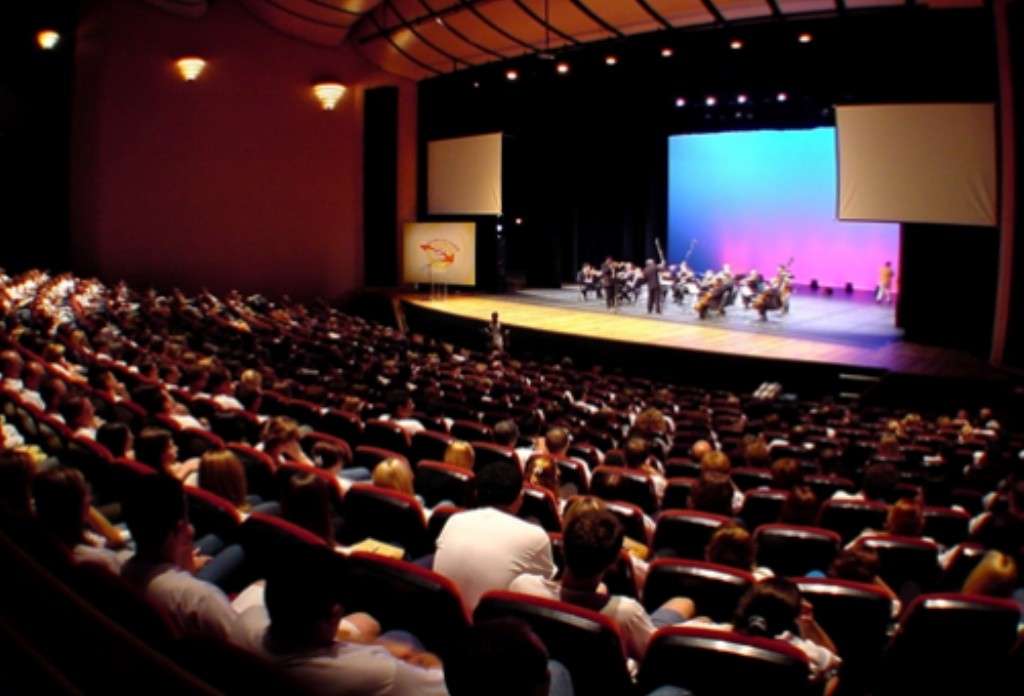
[427,133,503,215]
[402,222,477,286]
[836,103,997,227]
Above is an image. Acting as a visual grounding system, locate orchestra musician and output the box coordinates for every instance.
[752,259,794,320]
[577,262,601,300]
[739,269,764,309]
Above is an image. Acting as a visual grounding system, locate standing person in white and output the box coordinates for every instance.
[433,460,556,612]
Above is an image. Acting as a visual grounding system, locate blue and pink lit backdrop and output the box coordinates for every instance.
[667,128,899,290]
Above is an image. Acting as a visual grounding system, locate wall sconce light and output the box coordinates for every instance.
[313,83,346,110]
[37,30,61,50]
[176,57,206,82]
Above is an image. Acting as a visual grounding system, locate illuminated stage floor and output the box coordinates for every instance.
[402,285,1009,383]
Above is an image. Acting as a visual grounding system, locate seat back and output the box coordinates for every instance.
[226,443,277,501]
[661,477,695,511]
[239,512,329,578]
[881,593,1022,694]
[343,552,471,660]
[517,484,562,533]
[652,510,731,559]
[795,577,894,695]
[921,505,970,548]
[353,445,409,476]
[185,486,243,545]
[730,466,774,492]
[414,461,475,508]
[643,559,754,622]
[589,466,658,515]
[410,429,456,468]
[636,626,812,696]
[175,427,226,460]
[362,419,412,457]
[737,488,788,530]
[939,541,987,590]
[474,590,633,696]
[338,484,430,559]
[857,534,941,597]
[818,498,889,544]
[319,408,364,448]
[472,441,521,472]
[754,524,841,578]
[450,419,493,443]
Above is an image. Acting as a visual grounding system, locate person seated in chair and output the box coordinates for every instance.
[576,263,601,301]
[511,507,694,663]
[235,545,448,696]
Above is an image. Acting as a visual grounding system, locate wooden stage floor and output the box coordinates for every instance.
[402,286,1012,383]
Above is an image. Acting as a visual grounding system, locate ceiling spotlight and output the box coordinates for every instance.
[313,83,346,110]
[506,69,519,81]
[737,94,748,105]
[661,47,674,58]
[730,39,743,50]
[798,33,813,44]
[705,96,717,107]
[777,92,788,102]
[472,80,481,89]
[556,62,570,75]
[605,55,618,66]
[675,97,687,108]
[37,30,60,50]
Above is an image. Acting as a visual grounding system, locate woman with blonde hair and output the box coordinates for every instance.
[524,454,561,501]
[372,457,416,497]
[443,441,475,472]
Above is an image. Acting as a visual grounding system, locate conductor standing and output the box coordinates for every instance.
[643,258,664,314]
[600,256,618,312]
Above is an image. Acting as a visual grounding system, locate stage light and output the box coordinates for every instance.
[798,33,813,44]
[675,97,687,108]
[737,94,748,105]
[810,279,819,291]
[506,69,519,81]
[705,96,717,107]
[661,47,674,58]
[824,287,834,296]
[556,62,570,75]
[845,282,854,294]
[605,55,618,66]
[730,39,743,50]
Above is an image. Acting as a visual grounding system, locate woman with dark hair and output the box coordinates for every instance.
[690,578,841,692]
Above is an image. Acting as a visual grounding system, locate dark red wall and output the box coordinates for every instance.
[70,0,417,302]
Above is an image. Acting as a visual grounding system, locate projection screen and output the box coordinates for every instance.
[835,103,997,227]
[427,133,503,215]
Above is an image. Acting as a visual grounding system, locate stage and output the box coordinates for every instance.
[397,283,1021,410]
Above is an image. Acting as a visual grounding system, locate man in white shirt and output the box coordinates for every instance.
[434,460,556,612]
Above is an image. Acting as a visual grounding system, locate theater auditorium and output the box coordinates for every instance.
[2,1,1023,694]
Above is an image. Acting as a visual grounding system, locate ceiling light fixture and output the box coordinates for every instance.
[37,30,60,50]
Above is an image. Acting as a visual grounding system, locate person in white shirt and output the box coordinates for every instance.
[434,460,556,612]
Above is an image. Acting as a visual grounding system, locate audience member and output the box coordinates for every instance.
[434,460,556,612]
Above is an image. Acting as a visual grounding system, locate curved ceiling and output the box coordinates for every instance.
[141,0,985,81]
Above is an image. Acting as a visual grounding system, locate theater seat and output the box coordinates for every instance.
[651,510,731,560]
[880,593,1022,694]
[589,466,659,515]
[338,484,430,560]
[474,590,633,696]
[636,625,812,696]
[754,524,841,578]
[343,551,471,660]
[795,577,895,695]
[818,498,889,544]
[642,558,754,623]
